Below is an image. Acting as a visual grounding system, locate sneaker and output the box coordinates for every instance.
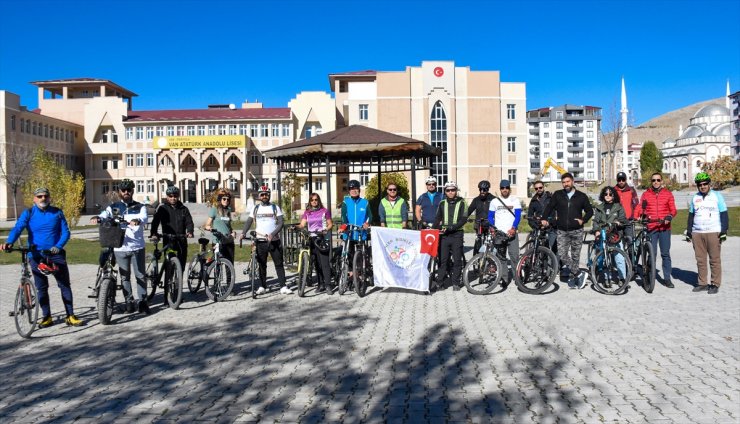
[280,286,293,295]
[577,272,588,289]
[65,315,83,327]
[326,286,335,295]
[663,280,675,289]
[708,284,719,295]
[692,285,709,292]
[453,285,461,291]
[255,287,266,295]
[138,300,151,315]
[38,316,54,328]
[316,286,326,294]
[125,301,136,314]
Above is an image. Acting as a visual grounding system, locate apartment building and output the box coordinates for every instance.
[527,105,602,183]
[730,90,740,160]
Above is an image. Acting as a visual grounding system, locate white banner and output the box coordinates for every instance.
[371,227,430,292]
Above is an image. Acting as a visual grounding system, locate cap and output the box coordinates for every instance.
[499,179,511,188]
[34,187,50,196]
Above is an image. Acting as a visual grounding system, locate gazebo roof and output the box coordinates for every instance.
[263,125,440,160]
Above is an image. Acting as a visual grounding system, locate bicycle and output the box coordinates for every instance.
[145,233,184,309]
[186,229,235,302]
[586,223,633,295]
[462,228,518,295]
[335,224,370,296]
[515,218,559,294]
[91,214,129,325]
[5,247,42,338]
[624,217,658,293]
[352,227,373,298]
[240,230,259,298]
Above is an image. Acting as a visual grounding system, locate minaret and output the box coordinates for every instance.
[727,79,731,110]
[620,78,629,177]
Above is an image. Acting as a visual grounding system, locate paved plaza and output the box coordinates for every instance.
[0,235,738,423]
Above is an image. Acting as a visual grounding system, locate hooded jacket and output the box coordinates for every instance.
[634,187,676,232]
[614,184,639,219]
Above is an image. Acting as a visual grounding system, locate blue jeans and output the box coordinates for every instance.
[30,251,74,318]
[650,230,672,283]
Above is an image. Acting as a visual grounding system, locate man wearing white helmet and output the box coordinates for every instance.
[242,185,290,295]
[415,176,441,228]
[432,181,468,291]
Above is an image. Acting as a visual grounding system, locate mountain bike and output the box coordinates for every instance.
[515,218,558,294]
[352,228,373,298]
[92,215,128,324]
[5,247,41,338]
[145,233,184,309]
[420,222,467,291]
[186,234,211,294]
[201,229,236,301]
[463,228,520,295]
[624,217,658,293]
[586,223,632,295]
[241,230,259,298]
[335,224,369,295]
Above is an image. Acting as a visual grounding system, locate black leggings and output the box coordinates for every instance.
[310,241,331,288]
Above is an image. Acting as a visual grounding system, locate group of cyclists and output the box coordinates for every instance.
[1,169,730,329]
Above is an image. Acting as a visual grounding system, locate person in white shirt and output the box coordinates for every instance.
[241,185,290,295]
[90,179,150,314]
[487,179,523,265]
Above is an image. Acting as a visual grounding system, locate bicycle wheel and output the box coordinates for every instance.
[205,258,235,301]
[353,249,367,298]
[250,257,258,298]
[166,257,183,309]
[590,246,632,295]
[428,256,439,290]
[515,246,558,294]
[145,254,158,301]
[338,258,349,295]
[639,241,656,294]
[463,253,503,295]
[186,254,203,294]
[14,279,39,338]
[297,251,310,297]
[97,277,116,325]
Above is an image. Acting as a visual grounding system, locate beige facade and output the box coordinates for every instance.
[0,90,84,220]
[330,61,528,200]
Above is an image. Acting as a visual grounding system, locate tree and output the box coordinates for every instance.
[639,141,663,188]
[279,173,302,221]
[599,101,628,186]
[701,156,740,190]
[0,143,35,219]
[364,172,410,225]
[23,150,86,226]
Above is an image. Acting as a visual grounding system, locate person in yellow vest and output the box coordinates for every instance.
[433,181,468,291]
[379,183,408,229]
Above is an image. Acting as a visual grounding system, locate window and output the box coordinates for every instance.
[208,156,216,165]
[167,126,175,136]
[260,124,268,137]
[557,152,564,159]
[587,141,594,149]
[239,124,247,135]
[251,152,259,164]
[587,151,594,159]
[303,179,309,191]
[20,119,24,133]
[430,101,449,186]
[25,120,30,133]
[208,125,216,136]
[587,172,595,179]
[102,131,109,143]
[359,104,369,121]
[543,132,549,138]
[147,180,154,193]
[111,158,119,169]
[229,125,238,135]
[126,154,134,167]
[360,172,369,186]
[507,137,516,152]
[156,126,164,137]
[32,122,37,135]
[556,142,563,150]
[282,124,290,137]
[507,169,517,185]
[587,161,594,169]
[556,111,563,119]
[136,154,144,167]
[305,127,313,139]
[556,122,563,129]
[506,104,516,120]
[11,115,16,130]
[230,179,239,192]
[187,126,196,136]
[136,180,144,192]
[250,125,258,138]
[146,127,154,139]
[218,125,227,135]
[544,142,550,149]
[314,179,323,190]
[586,121,594,128]
[146,153,154,167]
[136,127,143,140]
[177,126,185,136]
[544,152,550,159]
[271,178,277,191]
[101,182,109,194]
[556,132,563,139]
[272,125,280,137]
[229,155,239,165]
[543,122,549,129]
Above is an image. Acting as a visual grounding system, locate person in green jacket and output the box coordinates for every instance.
[378,183,408,229]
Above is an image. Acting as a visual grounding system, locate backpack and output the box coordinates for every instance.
[252,203,279,224]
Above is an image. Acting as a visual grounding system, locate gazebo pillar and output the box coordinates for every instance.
[411,156,417,228]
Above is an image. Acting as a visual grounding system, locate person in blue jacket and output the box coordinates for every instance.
[1,188,82,327]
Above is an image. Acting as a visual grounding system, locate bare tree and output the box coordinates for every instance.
[0,143,35,219]
[599,101,626,186]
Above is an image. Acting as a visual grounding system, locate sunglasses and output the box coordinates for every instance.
[617,178,626,182]
[445,189,456,192]
[310,198,319,201]
[387,188,397,192]
[35,195,49,199]
[652,179,662,182]
[220,197,231,201]
[479,189,489,192]
[259,193,269,196]
[426,183,436,186]
[120,188,133,193]
[604,193,614,197]
[349,187,359,190]
[500,187,510,190]
[697,182,710,187]
[534,186,544,190]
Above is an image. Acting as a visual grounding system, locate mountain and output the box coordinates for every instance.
[627,97,726,149]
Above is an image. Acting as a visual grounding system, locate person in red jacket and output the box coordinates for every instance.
[634,172,677,288]
[614,171,639,243]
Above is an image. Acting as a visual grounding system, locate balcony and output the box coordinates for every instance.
[567,135,584,143]
[567,125,583,132]
[529,127,540,134]
[531,167,541,173]
[570,166,584,173]
[567,144,584,153]
[529,136,540,143]
[529,147,540,154]
[566,114,584,120]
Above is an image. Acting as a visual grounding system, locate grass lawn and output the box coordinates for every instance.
[671,206,740,237]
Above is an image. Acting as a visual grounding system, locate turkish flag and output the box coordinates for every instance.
[420,229,440,257]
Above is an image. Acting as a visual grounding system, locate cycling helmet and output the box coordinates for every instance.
[165,186,180,196]
[425,176,437,185]
[616,172,627,181]
[348,180,361,189]
[608,230,622,245]
[312,234,331,253]
[119,179,135,191]
[38,259,59,276]
[694,172,711,184]
[257,185,271,194]
[444,181,458,190]
[478,180,491,191]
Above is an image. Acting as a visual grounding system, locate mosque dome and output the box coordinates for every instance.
[712,122,731,136]
[681,125,705,138]
[693,104,729,118]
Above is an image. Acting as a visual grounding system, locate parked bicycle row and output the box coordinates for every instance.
[2,171,730,339]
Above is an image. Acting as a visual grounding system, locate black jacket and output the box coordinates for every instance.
[467,193,494,226]
[541,189,593,231]
[150,201,194,237]
[434,197,468,233]
[527,191,553,220]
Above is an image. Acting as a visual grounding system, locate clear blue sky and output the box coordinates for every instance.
[1,0,738,125]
